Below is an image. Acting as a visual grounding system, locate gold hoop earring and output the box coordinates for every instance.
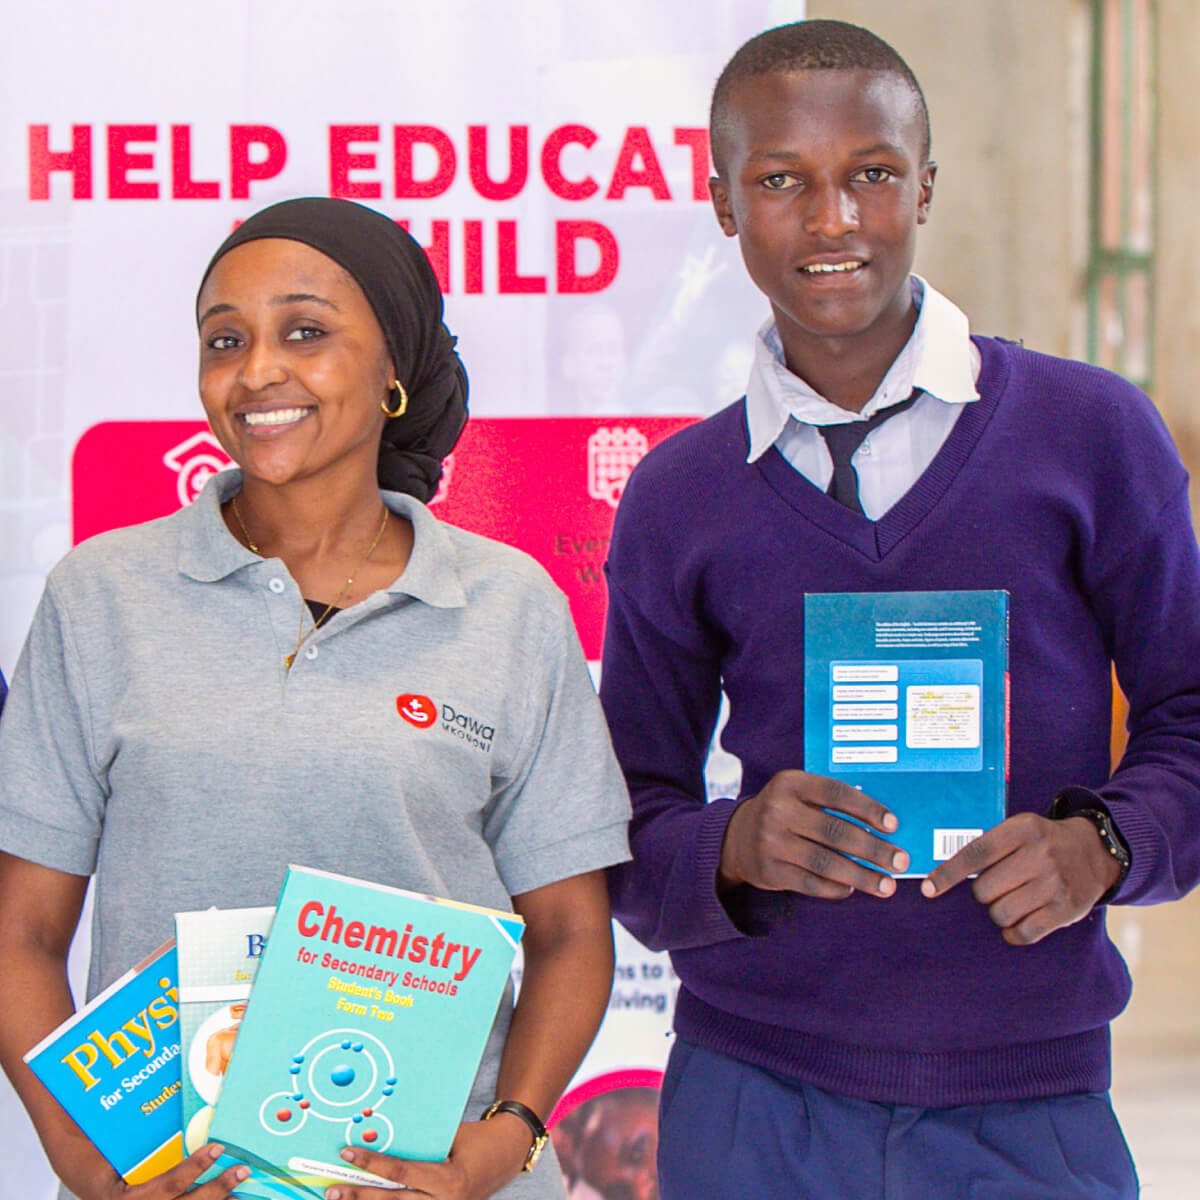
[382,380,408,418]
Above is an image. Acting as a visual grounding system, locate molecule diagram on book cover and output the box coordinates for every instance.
[259,1028,398,1152]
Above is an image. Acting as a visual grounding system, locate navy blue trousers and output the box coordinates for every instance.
[658,1040,1138,1199]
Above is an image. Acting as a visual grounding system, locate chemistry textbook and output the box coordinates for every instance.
[208,865,524,1193]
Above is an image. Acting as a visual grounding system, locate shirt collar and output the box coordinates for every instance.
[176,468,467,609]
[383,492,467,609]
[744,276,981,462]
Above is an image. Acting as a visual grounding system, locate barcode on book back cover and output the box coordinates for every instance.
[934,829,983,860]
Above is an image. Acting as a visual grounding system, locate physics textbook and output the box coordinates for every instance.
[24,940,183,1183]
[804,590,1009,876]
[209,865,525,1193]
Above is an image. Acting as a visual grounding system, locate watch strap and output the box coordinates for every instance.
[481,1099,549,1172]
[1049,788,1131,905]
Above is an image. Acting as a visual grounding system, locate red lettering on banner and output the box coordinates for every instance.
[556,221,618,294]
[606,127,671,200]
[673,128,711,202]
[171,125,220,199]
[230,125,288,200]
[390,220,618,295]
[464,220,484,294]
[396,219,451,293]
[467,125,529,201]
[25,120,709,298]
[329,125,382,199]
[28,124,93,200]
[497,220,546,294]
[28,121,710,215]
[108,125,158,200]
[394,126,456,200]
[540,124,599,201]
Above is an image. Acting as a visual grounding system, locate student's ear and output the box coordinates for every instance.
[917,161,937,225]
[708,176,738,237]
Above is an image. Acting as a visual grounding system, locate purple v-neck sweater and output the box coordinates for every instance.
[601,336,1200,1106]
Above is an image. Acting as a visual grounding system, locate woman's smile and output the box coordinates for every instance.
[237,405,317,431]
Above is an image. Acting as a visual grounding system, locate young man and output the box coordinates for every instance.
[600,20,1200,1199]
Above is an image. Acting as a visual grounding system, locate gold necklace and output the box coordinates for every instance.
[230,496,262,555]
[228,497,390,670]
[285,505,390,671]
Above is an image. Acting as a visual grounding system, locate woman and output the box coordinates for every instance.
[0,198,630,1200]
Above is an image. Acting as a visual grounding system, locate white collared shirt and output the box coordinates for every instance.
[744,277,982,519]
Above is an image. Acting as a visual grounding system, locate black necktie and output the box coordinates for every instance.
[817,390,920,514]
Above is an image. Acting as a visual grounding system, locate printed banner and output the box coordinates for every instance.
[71,416,696,658]
[1,3,805,1195]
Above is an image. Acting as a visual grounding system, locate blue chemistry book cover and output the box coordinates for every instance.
[24,940,184,1183]
[176,904,307,1200]
[804,590,1009,877]
[209,865,525,1194]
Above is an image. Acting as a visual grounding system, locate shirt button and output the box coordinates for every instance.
[268,578,285,594]
[859,439,872,456]
[304,645,319,661]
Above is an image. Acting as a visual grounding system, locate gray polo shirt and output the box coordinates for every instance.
[0,470,630,1198]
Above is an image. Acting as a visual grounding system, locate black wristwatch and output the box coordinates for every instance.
[481,1099,549,1172]
[1049,789,1131,905]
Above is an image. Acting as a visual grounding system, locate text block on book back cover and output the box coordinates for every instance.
[72,417,697,660]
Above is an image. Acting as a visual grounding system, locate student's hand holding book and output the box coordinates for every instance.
[717,769,910,900]
[920,811,1124,944]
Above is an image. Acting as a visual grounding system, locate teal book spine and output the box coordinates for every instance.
[803,590,1009,877]
[176,905,307,1200]
[23,941,184,1183]
[208,865,525,1193]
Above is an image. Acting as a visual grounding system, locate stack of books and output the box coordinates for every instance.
[26,866,524,1198]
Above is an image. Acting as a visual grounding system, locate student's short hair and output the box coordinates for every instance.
[710,20,931,176]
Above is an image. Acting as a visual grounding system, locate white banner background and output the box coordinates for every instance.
[0,2,805,1195]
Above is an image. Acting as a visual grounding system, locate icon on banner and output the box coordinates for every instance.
[586,427,648,509]
[162,432,233,507]
[428,453,455,507]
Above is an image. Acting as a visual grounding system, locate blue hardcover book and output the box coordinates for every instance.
[209,865,525,1194]
[176,905,307,1200]
[24,941,184,1183]
[803,590,1009,876]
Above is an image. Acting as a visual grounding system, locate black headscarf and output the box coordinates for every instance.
[197,197,468,501]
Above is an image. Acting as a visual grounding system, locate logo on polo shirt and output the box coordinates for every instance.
[397,692,496,753]
[439,703,494,754]
[396,694,437,728]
